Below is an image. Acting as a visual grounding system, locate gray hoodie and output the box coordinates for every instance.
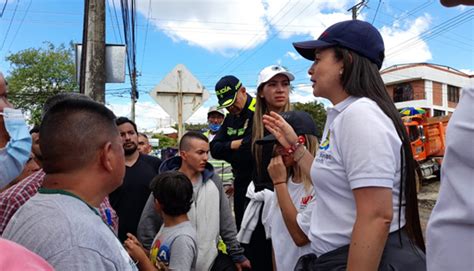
[136,156,246,270]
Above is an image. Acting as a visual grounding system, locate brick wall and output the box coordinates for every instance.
[411,80,425,100]
[432,81,443,106]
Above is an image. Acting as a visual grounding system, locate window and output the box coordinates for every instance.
[393,83,414,102]
[433,109,445,117]
[448,85,460,103]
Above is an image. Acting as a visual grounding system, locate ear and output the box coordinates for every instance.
[100,141,114,172]
[179,150,187,160]
[153,198,161,212]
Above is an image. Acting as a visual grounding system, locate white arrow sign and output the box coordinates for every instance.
[150,64,209,139]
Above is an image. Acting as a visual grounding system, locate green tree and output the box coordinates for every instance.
[152,133,177,149]
[5,42,78,125]
[293,101,327,139]
[184,122,208,132]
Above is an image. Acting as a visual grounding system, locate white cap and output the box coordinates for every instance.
[208,106,225,116]
[256,65,295,90]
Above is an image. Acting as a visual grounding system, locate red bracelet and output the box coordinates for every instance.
[286,136,305,154]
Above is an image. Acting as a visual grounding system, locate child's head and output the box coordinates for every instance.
[150,171,193,216]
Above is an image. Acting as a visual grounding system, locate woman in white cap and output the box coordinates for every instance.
[238,65,294,270]
[262,20,426,270]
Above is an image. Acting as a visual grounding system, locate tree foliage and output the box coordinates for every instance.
[5,42,78,125]
[184,122,208,132]
[293,101,327,140]
[152,133,177,149]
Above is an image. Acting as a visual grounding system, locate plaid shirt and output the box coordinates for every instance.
[0,169,119,235]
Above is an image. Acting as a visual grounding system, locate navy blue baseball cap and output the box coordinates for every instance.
[215,75,243,109]
[293,20,385,69]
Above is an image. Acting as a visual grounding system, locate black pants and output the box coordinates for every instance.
[233,175,250,230]
[211,252,237,271]
[243,215,273,271]
[294,229,426,271]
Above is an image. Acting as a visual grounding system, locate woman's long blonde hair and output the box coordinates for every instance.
[251,84,291,177]
[289,134,318,191]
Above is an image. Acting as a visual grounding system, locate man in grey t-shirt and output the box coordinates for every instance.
[3,97,137,270]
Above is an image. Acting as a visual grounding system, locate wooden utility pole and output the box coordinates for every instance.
[347,1,366,20]
[177,70,184,141]
[80,0,106,103]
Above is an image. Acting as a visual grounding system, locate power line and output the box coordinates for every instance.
[228,0,316,73]
[7,0,32,51]
[386,9,473,58]
[0,0,8,18]
[0,0,19,51]
[206,0,295,82]
[140,0,152,72]
[111,0,124,43]
[372,0,382,24]
[106,0,120,43]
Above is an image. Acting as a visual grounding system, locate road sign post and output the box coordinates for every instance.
[150,64,209,140]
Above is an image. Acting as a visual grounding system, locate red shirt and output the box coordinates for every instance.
[0,169,118,235]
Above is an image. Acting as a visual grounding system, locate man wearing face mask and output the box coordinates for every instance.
[0,72,32,189]
[204,106,234,194]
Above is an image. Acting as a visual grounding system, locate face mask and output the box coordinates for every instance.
[209,123,221,133]
[0,108,32,189]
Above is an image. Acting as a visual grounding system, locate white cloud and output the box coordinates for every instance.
[133,0,434,71]
[264,0,353,39]
[186,106,209,124]
[382,14,432,68]
[285,51,303,60]
[291,83,332,107]
[460,69,473,75]
[107,100,210,132]
[136,0,354,53]
[136,0,269,54]
[107,101,173,131]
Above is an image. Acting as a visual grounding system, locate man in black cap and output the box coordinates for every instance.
[210,75,256,229]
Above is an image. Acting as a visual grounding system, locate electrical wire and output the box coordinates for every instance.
[106,0,120,43]
[0,0,19,51]
[140,0,152,72]
[372,0,382,24]
[6,0,32,51]
[0,0,8,18]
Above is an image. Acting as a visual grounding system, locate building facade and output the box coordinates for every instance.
[381,63,473,116]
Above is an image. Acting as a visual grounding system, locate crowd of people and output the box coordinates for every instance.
[0,1,472,270]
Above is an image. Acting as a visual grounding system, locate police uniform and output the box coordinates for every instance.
[210,91,256,230]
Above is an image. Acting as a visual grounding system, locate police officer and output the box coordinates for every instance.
[210,75,256,230]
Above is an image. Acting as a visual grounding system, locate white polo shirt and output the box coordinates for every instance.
[309,96,405,256]
[426,88,474,271]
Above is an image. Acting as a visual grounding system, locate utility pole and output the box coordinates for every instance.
[347,0,367,20]
[80,0,106,103]
[131,70,137,122]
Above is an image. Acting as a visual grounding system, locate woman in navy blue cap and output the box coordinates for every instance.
[262,20,426,270]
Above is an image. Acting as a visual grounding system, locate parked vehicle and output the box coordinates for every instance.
[402,114,450,182]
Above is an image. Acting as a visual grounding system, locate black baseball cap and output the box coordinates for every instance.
[293,20,385,69]
[256,111,317,144]
[215,75,243,109]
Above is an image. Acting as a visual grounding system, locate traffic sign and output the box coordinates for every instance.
[150,64,209,139]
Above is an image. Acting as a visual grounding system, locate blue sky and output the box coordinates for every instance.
[0,0,472,131]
